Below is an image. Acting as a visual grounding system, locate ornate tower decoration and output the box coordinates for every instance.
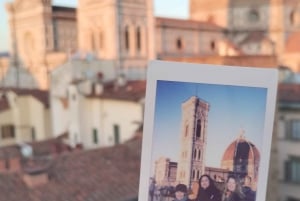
[176,96,210,187]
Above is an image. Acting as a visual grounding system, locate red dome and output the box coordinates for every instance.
[221,134,260,165]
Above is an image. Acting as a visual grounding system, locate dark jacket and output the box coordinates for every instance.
[242,186,256,201]
[223,192,245,201]
[197,186,222,201]
[173,196,192,201]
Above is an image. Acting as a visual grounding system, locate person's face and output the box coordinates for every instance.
[201,176,210,189]
[175,191,185,200]
[244,177,251,186]
[227,178,237,192]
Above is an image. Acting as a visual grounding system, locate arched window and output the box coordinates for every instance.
[185,125,189,137]
[197,170,200,179]
[99,30,104,50]
[210,41,216,51]
[91,31,96,51]
[136,26,141,52]
[192,170,195,179]
[291,11,296,25]
[176,37,182,50]
[198,150,201,160]
[194,149,197,159]
[196,119,201,138]
[125,26,129,51]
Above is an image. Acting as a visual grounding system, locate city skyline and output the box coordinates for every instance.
[151,80,267,174]
[0,0,189,52]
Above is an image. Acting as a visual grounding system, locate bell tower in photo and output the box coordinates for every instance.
[176,96,210,187]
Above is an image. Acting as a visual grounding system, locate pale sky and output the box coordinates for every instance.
[0,0,189,52]
[151,80,267,175]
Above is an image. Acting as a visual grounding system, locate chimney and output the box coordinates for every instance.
[23,159,49,188]
[0,146,22,173]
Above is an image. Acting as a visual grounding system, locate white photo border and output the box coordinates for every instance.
[138,60,278,201]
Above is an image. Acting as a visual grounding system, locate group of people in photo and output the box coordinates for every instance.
[149,174,256,201]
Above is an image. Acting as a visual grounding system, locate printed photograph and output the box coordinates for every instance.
[148,80,267,201]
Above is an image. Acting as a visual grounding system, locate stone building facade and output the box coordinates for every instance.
[5,0,300,89]
[154,157,177,186]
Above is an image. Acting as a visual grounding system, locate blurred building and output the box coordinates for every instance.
[5,0,246,89]
[50,59,145,149]
[154,157,177,186]
[277,83,300,201]
[0,88,51,147]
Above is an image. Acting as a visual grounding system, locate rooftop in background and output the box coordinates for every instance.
[156,17,224,31]
[161,55,278,68]
[0,88,49,108]
[0,135,142,201]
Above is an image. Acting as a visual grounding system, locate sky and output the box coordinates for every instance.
[150,80,267,175]
[0,0,189,52]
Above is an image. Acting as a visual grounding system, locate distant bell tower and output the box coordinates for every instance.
[176,96,210,187]
[77,0,154,78]
[5,0,53,89]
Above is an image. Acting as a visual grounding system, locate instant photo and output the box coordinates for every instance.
[139,61,278,201]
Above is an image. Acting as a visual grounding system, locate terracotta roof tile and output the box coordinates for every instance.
[156,17,225,31]
[0,88,49,108]
[87,80,146,102]
[0,136,142,201]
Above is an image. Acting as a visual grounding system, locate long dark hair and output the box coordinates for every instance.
[197,174,220,199]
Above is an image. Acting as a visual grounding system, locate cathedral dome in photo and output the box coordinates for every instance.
[221,131,260,188]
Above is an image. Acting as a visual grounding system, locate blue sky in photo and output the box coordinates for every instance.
[0,0,189,51]
[150,80,267,175]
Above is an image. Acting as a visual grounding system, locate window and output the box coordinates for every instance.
[176,38,182,50]
[185,125,189,137]
[192,170,195,179]
[93,129,98,144]
[1,125,15,139]
[32,127,35,141]
[285,157,300,183]
[125,26,129,51]
[193,149,197,159]
[114,124,120,145]
[198,150,201,160]
[136,27,141,52]
[91,32,96,51]
[286,120,300,140]
[196,119,201,138]
[99,31,104,50]
[290,11,296,25]
[197,170,200,179]
[210,41,216,51]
